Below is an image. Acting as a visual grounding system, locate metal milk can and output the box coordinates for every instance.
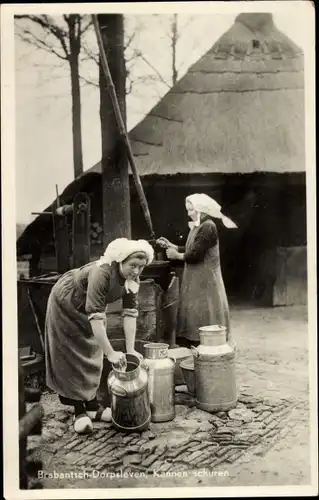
[191,325,237,413]
[107,353,151,433]
[143,343,176,422]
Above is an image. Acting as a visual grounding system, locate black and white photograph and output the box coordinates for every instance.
[2,1,317,497]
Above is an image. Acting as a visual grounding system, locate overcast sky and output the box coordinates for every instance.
[14,9,309,224]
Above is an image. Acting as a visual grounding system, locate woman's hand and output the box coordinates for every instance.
[107,350,126,368]
[128,350,149,371]
[156,237,177,250]
[166,247,180,260]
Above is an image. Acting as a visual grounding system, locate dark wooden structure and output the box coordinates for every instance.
[17,14,307,306]
[17,170,307,305]
[72,192,91,268]
[19,361,43,489]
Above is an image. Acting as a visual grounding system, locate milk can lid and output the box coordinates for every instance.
[199,325,226,332]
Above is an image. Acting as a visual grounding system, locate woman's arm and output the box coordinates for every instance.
[156,237,178,250]
[167,221,218,264]
[122,292,140,356]
[89,317,113,357]
[123,316,137,353]
[90,318,125,364]
[86,266,124,363]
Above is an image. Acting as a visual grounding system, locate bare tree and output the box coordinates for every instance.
[80,21,151,96]
[126,14,196,89]
[15,14,93,179]
[163,14,196,86]
[171,14,178,85]
[97,14,131,244]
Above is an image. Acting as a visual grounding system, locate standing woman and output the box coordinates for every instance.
[45,238,154,434]
[157,194,237,348]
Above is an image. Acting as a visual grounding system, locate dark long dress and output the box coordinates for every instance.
[45,261,137,401]
[177,215,230,343]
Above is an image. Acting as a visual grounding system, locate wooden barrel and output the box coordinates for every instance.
[105,279,164,341]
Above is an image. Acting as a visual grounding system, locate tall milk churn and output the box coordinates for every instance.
[191,325,237,412]
[143,343,176,422]
[107,353,151,433]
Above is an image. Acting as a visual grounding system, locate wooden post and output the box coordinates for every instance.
[97,14,131,247]
[72,193,91,268]
[52,200,70,273]
[93,15,155,241]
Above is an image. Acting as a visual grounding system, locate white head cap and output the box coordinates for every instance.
[97,238,154,294]
[186,193,237,229]
[98,238,154,266]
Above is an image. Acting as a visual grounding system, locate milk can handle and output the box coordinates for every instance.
[190,346,199,359]
[141,359,149,371]
[112,385,127,397]
[168,355,176,364]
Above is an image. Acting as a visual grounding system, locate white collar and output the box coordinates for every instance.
[119,263,140,294]
[188,218,201,230]
[124,279,139,294]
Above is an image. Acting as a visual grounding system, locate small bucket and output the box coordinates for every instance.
[180,357,195,395]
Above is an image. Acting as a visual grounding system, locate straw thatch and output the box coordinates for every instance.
[89,13,305,177]
[17,14,306,258]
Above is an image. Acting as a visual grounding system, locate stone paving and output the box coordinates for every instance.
[38,386,304,477]
[24,306,311,489]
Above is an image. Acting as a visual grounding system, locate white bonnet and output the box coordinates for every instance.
[97,238,154,267]
[186,193,237,229]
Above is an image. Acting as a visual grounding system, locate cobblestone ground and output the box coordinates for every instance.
[27,305,314,490]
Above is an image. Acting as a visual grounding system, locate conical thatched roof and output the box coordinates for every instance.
[90,12,305,176]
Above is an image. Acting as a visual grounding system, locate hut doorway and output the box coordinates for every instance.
[219,173,307,305]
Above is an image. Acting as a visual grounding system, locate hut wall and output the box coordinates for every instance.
[273,246,307,306]
[224,173,307,301]
[28,172,307,305]
[130,173,307,302]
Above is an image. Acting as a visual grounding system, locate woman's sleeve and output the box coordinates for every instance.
[184,220,218,264]
[122,292,139,318]
[85,265,110,321]
[178,246,186,252]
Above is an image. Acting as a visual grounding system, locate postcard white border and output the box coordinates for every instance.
[1,1,317,499]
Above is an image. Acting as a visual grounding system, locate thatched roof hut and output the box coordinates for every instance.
[17,13,307,305]
[88,12,305,177]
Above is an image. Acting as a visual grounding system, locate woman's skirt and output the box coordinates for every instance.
[177,262,230,342]
[45,271,104,401]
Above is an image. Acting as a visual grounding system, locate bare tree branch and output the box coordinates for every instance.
[15,15,70,59]
[16,29,68,60]
[126,76,134,95]
[178,15,195,36]
[81,43,99,65]
[79,74,98,88]
[134,50,171,89]
[15,13,85,178]
[124,30,136,51]
[80,17,93,37]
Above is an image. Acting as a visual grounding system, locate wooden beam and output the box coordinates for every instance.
[72,193,91,268]
[52,200,70,273]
